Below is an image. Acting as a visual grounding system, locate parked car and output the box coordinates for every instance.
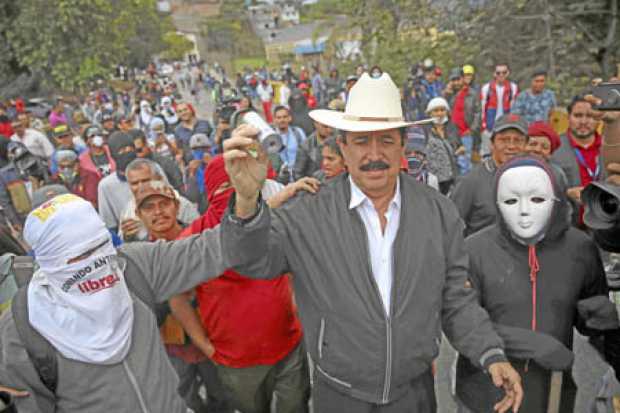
[25,98,53,119]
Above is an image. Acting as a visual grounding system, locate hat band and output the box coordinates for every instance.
[343,115,404,122]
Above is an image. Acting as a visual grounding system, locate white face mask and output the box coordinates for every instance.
[497,166,555,243]
[432,115,448,125]
[92,135,104,147]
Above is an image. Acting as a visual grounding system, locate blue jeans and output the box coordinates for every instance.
[457,135,474,176]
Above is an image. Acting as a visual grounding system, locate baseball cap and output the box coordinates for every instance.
[101,113,115,124]
[492,114,528,136]
[449,68,463,80]
[190,133,213,149]
[85,126,102,139]
[463,65,475,75]
[135,180,177,209]
[52,124,71,138]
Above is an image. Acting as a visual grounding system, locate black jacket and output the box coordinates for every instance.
[456,177,609,412]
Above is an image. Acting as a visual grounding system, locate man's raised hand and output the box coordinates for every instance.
[223,124,269,218]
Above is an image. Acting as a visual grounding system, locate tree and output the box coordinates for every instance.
[447,0,620,100]
[325,0,479,85]
[160,32,194,61]
[5,0,173,91]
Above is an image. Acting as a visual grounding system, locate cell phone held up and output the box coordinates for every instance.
[592,82,620,111]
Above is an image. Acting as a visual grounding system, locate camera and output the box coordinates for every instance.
[0,391,17,413]
[583,182,620,230]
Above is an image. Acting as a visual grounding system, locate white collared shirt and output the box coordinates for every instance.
[349,176,401,315]
[11,129,55,159]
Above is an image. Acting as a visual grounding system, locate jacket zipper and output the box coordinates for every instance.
[123,360,150,413]
[353,211,392,404]
[318,317,325,359]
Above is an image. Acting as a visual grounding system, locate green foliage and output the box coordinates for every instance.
[3,0,173,91]
[233,56,267,72]
[161,32,194,61]
[300,0,349,23]
[203,0,263,59]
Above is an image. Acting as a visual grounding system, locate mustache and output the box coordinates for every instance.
[360,160,390,171]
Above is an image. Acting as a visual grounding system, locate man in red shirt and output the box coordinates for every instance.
[135,180,232,413]
[176,156,309,413]
[449,68,481,174]
[551,95,602,226]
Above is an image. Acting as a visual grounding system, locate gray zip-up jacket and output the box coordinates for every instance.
[222,173,506,404]
[0,224,240,413]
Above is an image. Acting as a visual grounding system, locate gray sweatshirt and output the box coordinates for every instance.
[0,221,252,412]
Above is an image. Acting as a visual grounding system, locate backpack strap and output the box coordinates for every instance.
[11,286,58,396]
[291,127,304,148]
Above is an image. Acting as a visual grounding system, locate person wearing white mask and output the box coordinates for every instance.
[424,97,463,194]
[0,192,254,412]
[159,96,179,130]
[456,156,616,413]
[137,100,153,132]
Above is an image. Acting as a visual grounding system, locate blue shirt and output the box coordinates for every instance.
[512,89,556,124]
[174,120,213,147]
[279,126,306,170]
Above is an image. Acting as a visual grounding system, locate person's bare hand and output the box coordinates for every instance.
[488,362,523,413]
[187,160,202,177]
[607,162,620,186]
[268,177,320,208]
[0,385,29,398]
[584,94,620,123]
[291,177,320,195]
[223,124,268,217]
[121,218,141,237]
[566,186,585,204]
[455,145,466,156]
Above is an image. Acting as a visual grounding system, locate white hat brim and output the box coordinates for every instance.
[309,109,431,132]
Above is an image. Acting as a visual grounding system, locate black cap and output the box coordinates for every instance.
[492,114,528,136]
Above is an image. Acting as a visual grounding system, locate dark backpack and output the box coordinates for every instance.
[9,250,168,398]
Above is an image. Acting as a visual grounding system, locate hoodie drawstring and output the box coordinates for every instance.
[528,245,540,331]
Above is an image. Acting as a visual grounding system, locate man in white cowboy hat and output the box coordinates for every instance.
[220,73,524,412]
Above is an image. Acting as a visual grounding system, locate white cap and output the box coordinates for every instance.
[426,97,450,113]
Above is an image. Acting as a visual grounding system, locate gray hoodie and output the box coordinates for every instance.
[0,224,238,413]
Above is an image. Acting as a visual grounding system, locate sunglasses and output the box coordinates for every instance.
[495,70,508,75]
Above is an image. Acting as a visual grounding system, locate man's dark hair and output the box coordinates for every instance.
[323,136,343,158]
[128,128,147,144]
[273,105,290,116]
[532,68,548,78]
[567,95,590,114]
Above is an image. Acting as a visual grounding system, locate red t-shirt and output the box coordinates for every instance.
[179,227,303,368]
[451,86,469,136]
[567,131,602,188]
[568,131,602,225]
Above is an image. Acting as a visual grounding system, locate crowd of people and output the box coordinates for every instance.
[0,56,619,413]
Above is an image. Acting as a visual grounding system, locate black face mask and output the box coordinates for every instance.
[114,151,137,175]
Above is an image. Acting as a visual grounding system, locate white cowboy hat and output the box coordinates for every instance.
[309,72,429,132]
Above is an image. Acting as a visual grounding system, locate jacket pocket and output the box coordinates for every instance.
[316,363,352,388]
[318,317,325,359]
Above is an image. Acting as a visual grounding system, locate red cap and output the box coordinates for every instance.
[527,121,561,153]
